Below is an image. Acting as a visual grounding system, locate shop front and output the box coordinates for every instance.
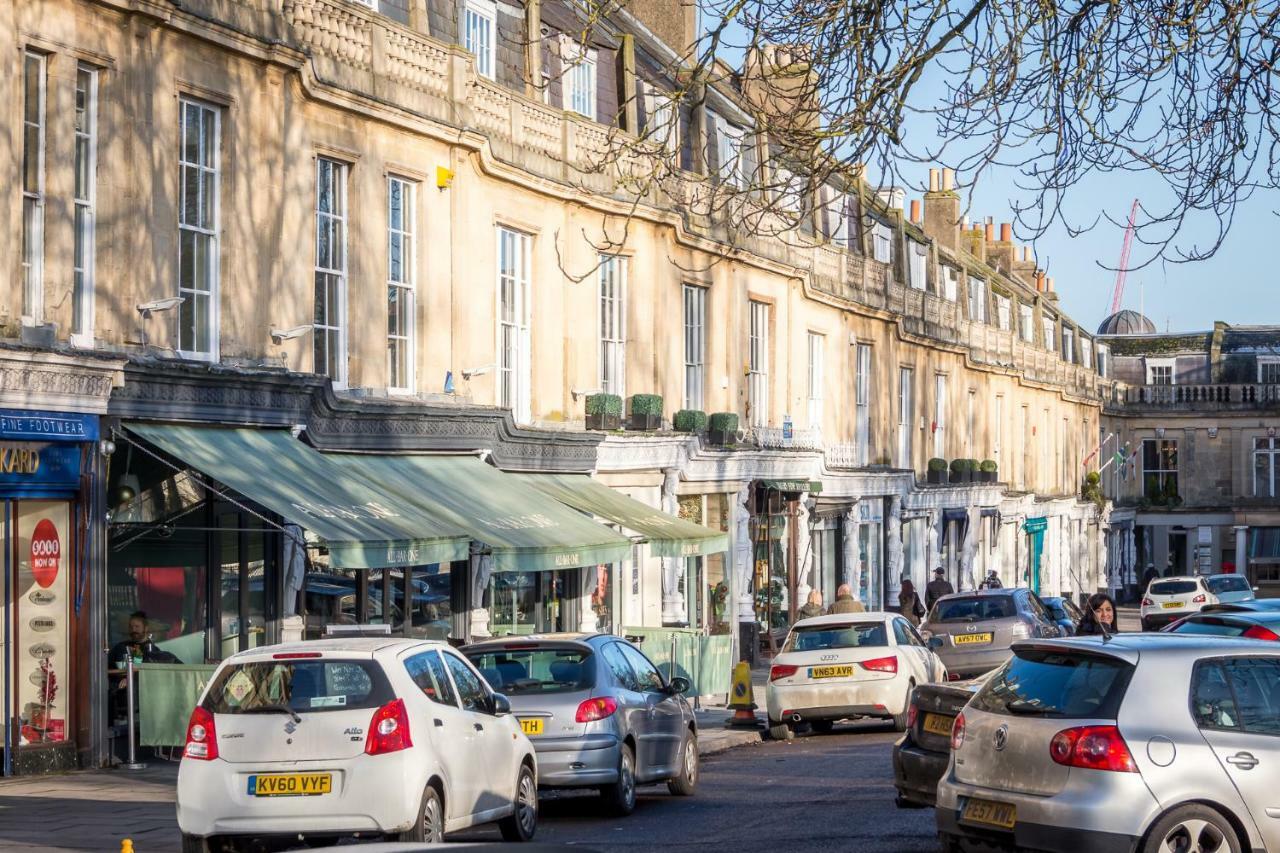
[1,409,102,776]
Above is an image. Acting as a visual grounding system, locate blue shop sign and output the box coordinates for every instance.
[0,409,99,443]
[0,442,84,494]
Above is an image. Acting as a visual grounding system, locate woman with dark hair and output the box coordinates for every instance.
[898,580,926,626]
[1077,593,1120,636]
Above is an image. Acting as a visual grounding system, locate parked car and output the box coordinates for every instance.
[937,633,1280,853]
[1163,609,1280,641]
[176,638,539,852]
[892,678,984,808]
[765,612,947,741]
[1203,598,1280,614]
[922,589,1062,680]
[1205,573,1257,605]
[1039,596,1084,636]
[462,633,697,816]
[1140,575,1217,630]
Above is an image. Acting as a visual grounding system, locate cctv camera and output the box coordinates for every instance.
[270,324,312,344]
[136,297,186,315]
[461,364,497,380]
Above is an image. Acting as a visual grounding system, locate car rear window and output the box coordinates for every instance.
[969,649,1134,719]
[465,648,595,695]
[203,659,393,714]
[1207,576,1251,594]
[1151,580,1198,595]
[1169,618,1251,637]
[932,596,1016,622]
[782,622,887,652]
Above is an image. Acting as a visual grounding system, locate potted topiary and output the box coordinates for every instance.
[949,458,971,484]
[585,393,623,431]
[673,409,708,433]
[979,459,998,483]
[708,412,739,447]
[627,394,664,431]
[927,458,948,485]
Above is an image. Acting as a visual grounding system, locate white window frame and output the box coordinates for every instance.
[561,37,597,120]
[71,64,98,348]
[641,82,679,153]
[682,284,705,411]
[898,367,914,468]
[1063,327,1075,363]
[497,227,532,423]
[713,114,745,188]
[941,266,959,301]
[820,186,853,247]
[748,300,770,428]
[967,276,987,323]
[386,176,417,394]
[314,157,348,386]
[856,343,871,466]
[1255,436,1280,498]
[907,240,927,291]
[1259,356,1280,384]
[1097,344,1109,378]
[872,221,892,264]
[775,167,806,215]
[1042,316,1057,352]
[598,255,626,396]
[807,332,824,430]
[464,0,497,80]
[1081,338,1093,369]
[1146,357,1176,386]
[21,51,46,325]
[177,98,221,361]
[1019,304,1035,343]
[933,373,947,459]
[995,294,1011,332]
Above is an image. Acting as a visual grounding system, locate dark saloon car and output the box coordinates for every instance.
[1039,596,1084,636]
[892,678,984,808]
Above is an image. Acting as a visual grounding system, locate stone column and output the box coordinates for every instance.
[925,510,942,577]
[795,491,813,605]
[733,483,754,621]
[660,469,685,625]
[886,496,904,603]
[841,505,858,590]
[1235,525,1249,575]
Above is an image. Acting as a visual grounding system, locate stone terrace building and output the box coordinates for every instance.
[4,0,1113,770]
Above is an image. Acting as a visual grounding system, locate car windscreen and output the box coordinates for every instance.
[203,658,393,714]
[1207,576,1251,594]
[931,596,1016,622]
[782,622,888,652]
[465,648,595,694]
[1151,580,1198,595]
[969,649,1134,719]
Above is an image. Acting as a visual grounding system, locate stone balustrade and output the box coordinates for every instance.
[1110,383,1280,411]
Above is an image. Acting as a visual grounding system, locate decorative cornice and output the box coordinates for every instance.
[0,348,125,415]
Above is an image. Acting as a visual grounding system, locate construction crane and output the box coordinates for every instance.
[1109,199,1140,315]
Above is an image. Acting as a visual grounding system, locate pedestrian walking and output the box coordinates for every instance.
[1141,564,1159,592]
[1077,592,1120,636]
[978,569,1002,589]
[827,583,866,614]
[899,580,926,625]
[798,589,825,620]
[925,567,954,609]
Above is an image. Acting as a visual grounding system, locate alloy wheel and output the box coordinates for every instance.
[683,738,698,786]
[516,770,538,836]
[621,750,636,808]
[1158,818,1230,853]
[423,791,443,843]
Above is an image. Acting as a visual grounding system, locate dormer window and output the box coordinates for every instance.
[1146,357,1175,385]
[640,82,678,152]
[871,221,892,263]
[1260,356,1280,384]
[561,37,597,120]
[464,0,496,79]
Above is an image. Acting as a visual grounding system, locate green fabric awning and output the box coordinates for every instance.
[127,425,471,569]
[317,454,634,572]
[518,474,728,558]
[761,479,823,494]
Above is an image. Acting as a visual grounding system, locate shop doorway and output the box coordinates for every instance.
[488,570,576,636]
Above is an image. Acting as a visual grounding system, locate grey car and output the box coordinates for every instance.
[937,634,1280,853]
[922,589,1062,679]
[462,634,697,816]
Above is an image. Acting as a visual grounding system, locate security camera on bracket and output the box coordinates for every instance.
[270,324,312,345]
[135,296,185,350]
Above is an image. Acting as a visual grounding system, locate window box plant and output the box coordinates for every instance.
[949,458,972,484]
[979,459,998,483]
[708,412,739,447]
[674,409,708,433]
[585,393,623,431]
[927,457,948,485]
[628,394,664,431]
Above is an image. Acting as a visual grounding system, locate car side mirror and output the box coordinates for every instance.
[667,676,691,695]
[490,692,512,716]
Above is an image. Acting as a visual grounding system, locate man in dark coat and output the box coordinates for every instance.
[926,567,955,609]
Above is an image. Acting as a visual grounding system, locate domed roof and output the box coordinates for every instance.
[1097,309,1156,336]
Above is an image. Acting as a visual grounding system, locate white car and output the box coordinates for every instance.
[1140,575,1218,631]
[765,612,947,741]
[176,638,538,852]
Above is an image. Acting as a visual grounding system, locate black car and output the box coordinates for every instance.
[1161,609,1280,641]
[892,678,984,808]
[1039,596,1084,636]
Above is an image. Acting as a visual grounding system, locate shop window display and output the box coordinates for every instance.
[14,501,71,746]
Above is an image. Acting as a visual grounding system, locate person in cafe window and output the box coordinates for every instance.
[108,611,182,722]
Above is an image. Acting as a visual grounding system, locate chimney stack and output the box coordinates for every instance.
[964,224,988,263]
[987,222,1016,274]
[1013,245,1036,286]
[923,165,961,252]
[910,199,921,224]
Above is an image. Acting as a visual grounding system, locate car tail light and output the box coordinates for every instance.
[906,703,919,730]
[575,697,618,723]
[1141,597,1154,607]
[1243,625,1280,641]
[769,664,799,681]
[859,656,898,674]
[947,672,962,682]
[1192,594,1207,604]
[950,712,966,750]
[1049,725,1136,772]
[365,698,413,755]
[184,707,218,761]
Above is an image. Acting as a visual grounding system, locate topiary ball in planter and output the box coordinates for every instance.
[585,393,623,431]
[980,459,998,483]
[927,457,948,485]
[674,409,708,432]
[627,394,664,431]
[708,412,739,447]
[949,458,970,484]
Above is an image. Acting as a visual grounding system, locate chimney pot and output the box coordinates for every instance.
[910,199,921,224]
[942,168,954,191]
[985,222,996,241]
[1022,246,1031,262]
[1047,276,1055,293]
[1000,223,1012,242]
[1035,271,1046,292]
[961,215,970,228]
[929,169,940,192]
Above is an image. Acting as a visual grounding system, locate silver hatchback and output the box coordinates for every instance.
[923,589,1062,680]
[463,633,697,816]
[937,634,1280,853]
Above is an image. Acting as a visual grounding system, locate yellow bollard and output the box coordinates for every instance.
[121,840,134,853]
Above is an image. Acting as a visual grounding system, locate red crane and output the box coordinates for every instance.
[1109,199,1140,315]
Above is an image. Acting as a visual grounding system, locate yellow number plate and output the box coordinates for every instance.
[519,718,544,736]
[1162,601,1185,609]
[962,797,1016,830]
[248,773,332,797]
[923,712,954,737]
[953,633,994,646]
[808,665,855,679]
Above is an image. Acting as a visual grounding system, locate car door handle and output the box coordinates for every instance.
[1226,752,1259,770]
[474,723,484,732]
[434,718,444,728]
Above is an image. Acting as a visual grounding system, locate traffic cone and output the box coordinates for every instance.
[121,841,134,853]
[726,661,760,728]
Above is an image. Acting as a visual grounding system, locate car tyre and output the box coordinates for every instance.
[768,720,794,741]
[937,833,963,853]
[1141,804,1241,853]
[398,783,445,844]
[891,684,914,732]
[600,743,637,816]
[667,731,698,796]
[181,835,218,853]
[498,763,538,842]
